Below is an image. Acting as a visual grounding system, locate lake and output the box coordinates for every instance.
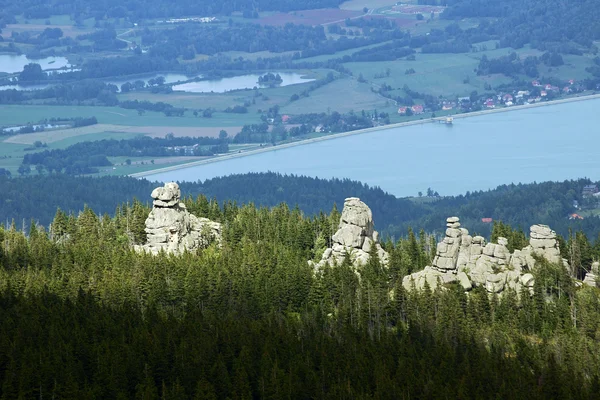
[143,98,600,197]
[172,72,315,93]
[0,54,71,74]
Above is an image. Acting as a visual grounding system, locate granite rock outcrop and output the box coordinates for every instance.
[583,262,599,287]
[135,182,221,255]
[311,197,389,269]
[403,218,564,295]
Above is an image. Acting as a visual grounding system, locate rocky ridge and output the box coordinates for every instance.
[403,217,565,295]
[134,182,221,255]
[311,197,389,269]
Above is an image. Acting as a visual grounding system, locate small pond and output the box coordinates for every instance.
[0,54,71,74]
[172,72,315,93]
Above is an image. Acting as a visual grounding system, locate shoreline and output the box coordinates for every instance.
[130,92,600,179]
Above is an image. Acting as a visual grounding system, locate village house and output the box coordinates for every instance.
[411,104,424,114]
[397,106,408,115]
[441,101,454,111]
[532,80,542,87]
[502,94,513,103]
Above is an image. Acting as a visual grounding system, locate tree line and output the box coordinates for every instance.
[20,136,228,175]
[1,173,599,242]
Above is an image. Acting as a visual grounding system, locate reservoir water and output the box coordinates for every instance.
[144,98,600,197]
[172,72,315,93]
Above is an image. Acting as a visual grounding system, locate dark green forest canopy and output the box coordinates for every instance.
[0,0,344,20]
[1,189,600,398]
[442,0,600,49]
[0,173,597,239]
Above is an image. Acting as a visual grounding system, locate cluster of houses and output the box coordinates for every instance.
[159,17,217,24]
[396,104,424,115]
[398,79,584,115]
[481,80,580,109]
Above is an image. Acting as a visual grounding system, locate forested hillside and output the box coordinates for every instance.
[0,0,344,20]
[0,173,598,239]
[1,194,600,398]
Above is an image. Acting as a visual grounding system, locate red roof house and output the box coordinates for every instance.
[411,105,424,114]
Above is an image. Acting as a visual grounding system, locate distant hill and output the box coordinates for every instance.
[0,173,597,239]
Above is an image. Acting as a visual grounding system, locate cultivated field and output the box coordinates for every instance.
[341,46,558,97]
[258,9,362,26]
[0,105,257,129]
[3,124,239,145]
[280,77,392,114]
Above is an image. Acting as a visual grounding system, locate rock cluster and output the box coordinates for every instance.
[311,197,389,269]
[403,218,564,295]
[134,182,221,255]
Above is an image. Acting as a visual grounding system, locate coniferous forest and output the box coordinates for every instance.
[2,190,600,398]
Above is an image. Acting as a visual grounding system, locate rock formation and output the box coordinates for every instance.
[135,182,221,255]
[311,197,389,269]
[403,218,565,295]
[583,262,599,287]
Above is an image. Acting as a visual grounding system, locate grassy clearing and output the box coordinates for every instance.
[340,0,396,11]
[98,157,206,177]
[343,49,542,97]
[294,41,393,63]
[280,77,392,114]
[0,105,259,128]
[540,55,595,81]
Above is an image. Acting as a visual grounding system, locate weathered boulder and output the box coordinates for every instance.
[332,224,364,248]
[314,197,388,270]
[135,183,221,255]
[528,224,562,265]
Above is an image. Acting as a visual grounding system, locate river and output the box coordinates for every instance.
[142,98,600,197]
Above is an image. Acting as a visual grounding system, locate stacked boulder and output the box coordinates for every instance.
[312,197,389,269]
[403,218,563,295]
[529,224,562,264]
[134,182,221,255]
